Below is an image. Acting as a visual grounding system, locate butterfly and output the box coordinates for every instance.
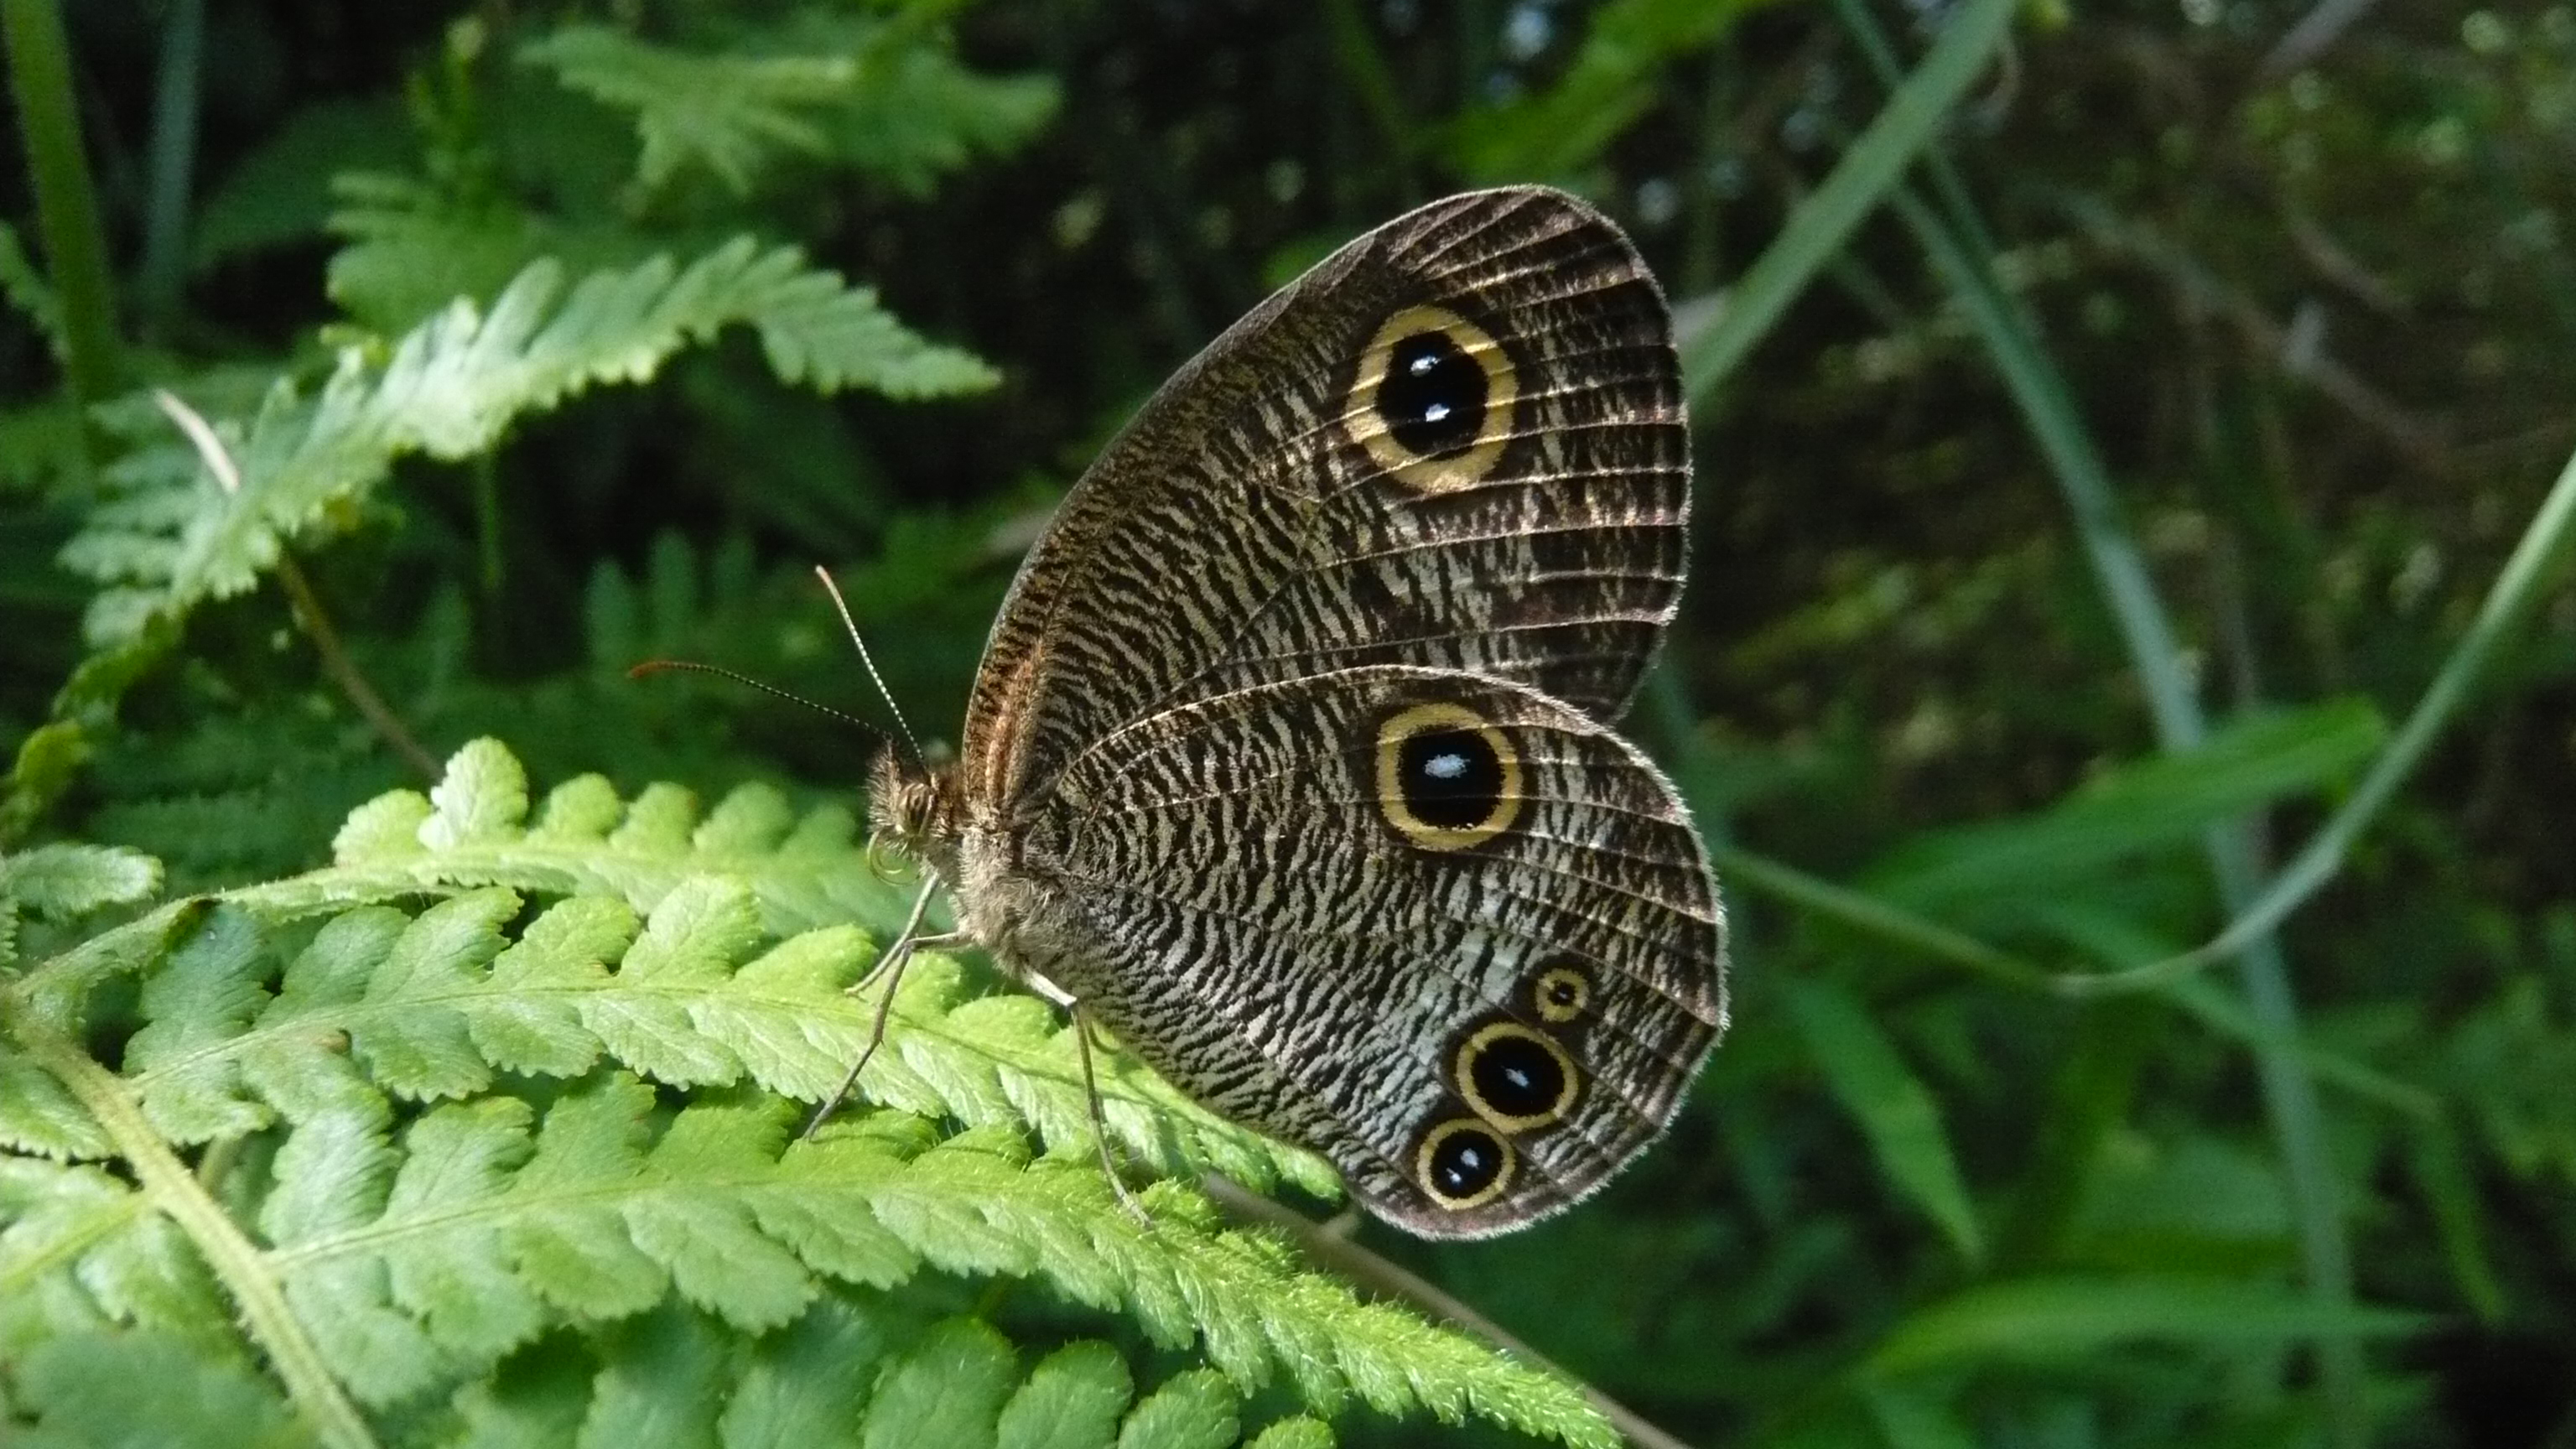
[855,186,1727,1238]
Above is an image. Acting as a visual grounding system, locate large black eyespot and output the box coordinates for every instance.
[1374,703,1524,850]
[1454,1021,1580,1130]
[1379,330,1486,456]
[1416,1119,1514,1209]
[1345,304,1518,492]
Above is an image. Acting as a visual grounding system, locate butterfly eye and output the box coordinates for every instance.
[1415,1118,1517,1210]
[1373,702,1524,851]
[1345,304,1519,492]
[1453,1021,1581,1131]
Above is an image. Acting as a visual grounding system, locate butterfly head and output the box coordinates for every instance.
[865,742,959,876]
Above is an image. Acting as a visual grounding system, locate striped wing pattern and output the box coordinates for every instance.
[937,187,1726,1233]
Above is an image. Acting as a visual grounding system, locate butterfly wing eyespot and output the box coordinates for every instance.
[1531,959,1595,1025]
[1344,304,1519,493]
[1374,701,1524,851]
[1453,1021,1581,1131]
[1415,1117,1518,1209]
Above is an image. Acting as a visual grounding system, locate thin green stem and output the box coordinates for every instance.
[2,0,124,412]
[2074,440,2576,995]
[1817,1,2365,1432]
[1886,174,2367,1449]
[138,0,205,333]
[1321,0,1418,196]
[1679,0,2016,403]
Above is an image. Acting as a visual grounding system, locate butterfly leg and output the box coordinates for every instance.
[803,875,960,1138]
[1067,999,1154,1231]
[1022,967,1152,1230]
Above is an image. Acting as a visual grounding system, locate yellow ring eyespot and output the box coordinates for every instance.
[1373,702,1524,851]
[1343,304,1519,493]
[1532,963,1593,1025]
[1415,1117,1517,1210]
[1453,1021,1581,1131]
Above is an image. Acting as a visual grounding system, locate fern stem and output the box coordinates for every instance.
[272,553,443,782]
[12,1022,381,1449]
[1,0,124,413]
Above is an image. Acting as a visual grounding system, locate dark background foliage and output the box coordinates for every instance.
[4,1,2573,1446]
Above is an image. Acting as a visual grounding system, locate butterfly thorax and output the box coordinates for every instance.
[866,742,1100,1007]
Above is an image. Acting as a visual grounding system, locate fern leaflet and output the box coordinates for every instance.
[60,241,995,647]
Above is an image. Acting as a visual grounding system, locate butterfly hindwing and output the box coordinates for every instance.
[1024,666,1725,1236]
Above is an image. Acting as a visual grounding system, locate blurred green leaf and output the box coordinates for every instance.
[1785,974,1984,1264]
[1865,1275,2424,1376]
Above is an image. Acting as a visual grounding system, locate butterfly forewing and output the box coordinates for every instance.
[959,188,1689,813]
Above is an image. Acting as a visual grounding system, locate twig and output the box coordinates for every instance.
[153,390,441,782]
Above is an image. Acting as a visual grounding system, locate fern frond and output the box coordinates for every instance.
[0,1158,231,1341]
[443,1300,1329,1449]
[0,839,162,989]
[1,740,1614,1447]
[520,20,1056,198]
[0,222,67,362]
[322,172,569,333]
[521,27,849,195]
[60,240,995,647]
[246,1078,1590,1438]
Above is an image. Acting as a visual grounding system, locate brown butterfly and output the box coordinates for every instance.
[860,186,1727,1237]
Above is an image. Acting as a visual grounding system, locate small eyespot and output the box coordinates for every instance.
[1531,962,1593,1025]
[1374,703,1524,851]
[1416,1118,1516,1210]
[1344,304,1519,493]
[1454,1021,1581,1131]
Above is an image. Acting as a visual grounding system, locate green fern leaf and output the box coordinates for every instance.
[6,1328,309,1449]
[4,741,1615,1449]
[519,21,1056,199]
[0,1054,109,1157]
[717,1293,893,1447]
[321,172,564,332]
[62,240,993,647]
[521,27,846,195]
[996,1341,1135,1449]
[1113,1367,1237,1449]
[286,743,1330,1190]
[0,1158,231,1346]
[859,1316,1021,1448]
[579,1301,735,1446]
[0,222,67,363]
[1,842,164,920]
[298,737,906,937]
[1242,1420,1334,1449]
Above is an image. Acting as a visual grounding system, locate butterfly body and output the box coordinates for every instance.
[870,187,1727,1237]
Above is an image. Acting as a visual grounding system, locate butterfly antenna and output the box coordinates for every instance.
[812,565,926,768]
[626,659,885,738]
